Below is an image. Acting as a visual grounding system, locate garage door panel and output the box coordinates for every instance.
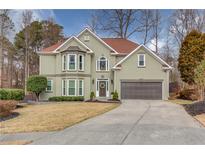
[121,82,162,100]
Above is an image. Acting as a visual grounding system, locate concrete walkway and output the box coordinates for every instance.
[1,100,205,144]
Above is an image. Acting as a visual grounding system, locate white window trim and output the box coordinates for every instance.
[138,54,146,67]
[67,79,77,96]
[96,79,109,97]
[67,54,77,71]
[78,80,84,96]
[78,54,84,71]
[62,54,67,71]
[96,57,109,71]
[46,79,53,92]
[62,79,67,96]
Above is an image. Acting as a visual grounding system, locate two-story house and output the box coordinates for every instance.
[38,28,172,101]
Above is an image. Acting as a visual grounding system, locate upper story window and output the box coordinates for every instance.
[62,54,85,72]
[138,54,145,67]
[78,54,84,71]
[68,54,77,70]
[96,57,109,71]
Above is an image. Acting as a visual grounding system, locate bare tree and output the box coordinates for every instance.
[88,13,99,32]
[91,10,143,39]
[22,10,33,94]
[169,9,205,46]
[160,32,181,83]
[137,10,156,45]
[0,10,14,88]
[151,10,162,53]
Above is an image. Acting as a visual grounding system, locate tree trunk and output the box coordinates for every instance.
[201,86,204,101]
[36,93,39,102]
[8,52,13,88]
[0,32,3,88]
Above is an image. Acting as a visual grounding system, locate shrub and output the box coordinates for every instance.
[48,96,84,101]
[90,91,95,101]
[112,90,119,101]
[0,89,24,100]
[178,89,198,101]
[0,101,17,117]
[27,75,47,101]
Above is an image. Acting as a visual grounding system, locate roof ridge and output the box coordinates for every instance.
[101,37,127,39]
[102,37,139,45]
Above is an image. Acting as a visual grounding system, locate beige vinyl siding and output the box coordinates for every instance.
[114,48,170,100]
[39,55,56,75]
[78,31,115,97]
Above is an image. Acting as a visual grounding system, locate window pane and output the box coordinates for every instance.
[100,60,106,70]
[62,80,66,96]
[79,55,83,70]
[69,80,75,87]
[139,55,144,61]
[47,80,52,91]
[139,61,144,66]
[63,55,66,70]
[79,80,83,96]
[68,80,75,95]
[139,55,145,66]
[69,55,76,70]
[69,88,75,95]
[98,57,108,71]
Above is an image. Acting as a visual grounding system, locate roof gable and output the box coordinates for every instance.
[54,36,93,53]
[42,41,65,53]
[113,45,172,69]
[77,28,119,54]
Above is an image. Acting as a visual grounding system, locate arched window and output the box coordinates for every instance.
[96,56,109,71]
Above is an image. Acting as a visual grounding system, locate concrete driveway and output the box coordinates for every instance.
[1,100,205,144]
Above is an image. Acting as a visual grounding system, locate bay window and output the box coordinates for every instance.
[62,79,84,96]
[62,53,85,72]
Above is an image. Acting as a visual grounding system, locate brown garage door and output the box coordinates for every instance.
[121,82,162,100]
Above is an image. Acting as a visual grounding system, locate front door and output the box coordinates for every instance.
[99,81,106,97]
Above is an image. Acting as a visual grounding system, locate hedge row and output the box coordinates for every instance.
[0,89,25,100]
[48,96,84,101]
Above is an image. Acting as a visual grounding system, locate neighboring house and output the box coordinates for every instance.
[38,28,172,101]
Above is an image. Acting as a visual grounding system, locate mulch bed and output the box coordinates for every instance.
[0,112,20,122]
[183,101,205,116]
[85,99,121,103]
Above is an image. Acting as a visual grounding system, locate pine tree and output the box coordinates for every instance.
[178,30,205,84]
